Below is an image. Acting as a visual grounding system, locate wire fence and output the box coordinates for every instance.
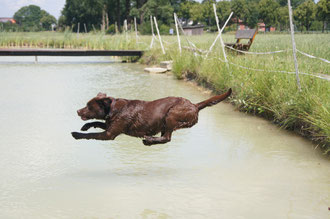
[296,49,330,64]
[131,2,329,84]
[224,46,289,55]
[141,13,329,83]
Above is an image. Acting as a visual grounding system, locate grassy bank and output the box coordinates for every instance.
[0,31,329,153]
[140,33,329,154]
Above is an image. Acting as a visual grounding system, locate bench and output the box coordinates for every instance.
[225,29,257,52]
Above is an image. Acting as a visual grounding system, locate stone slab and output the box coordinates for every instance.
[160,61,173,70]
[144,67,168,74]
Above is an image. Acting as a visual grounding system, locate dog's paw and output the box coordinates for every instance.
[80,124,90,131]
[142,139,152,146]
[71,132,82,140]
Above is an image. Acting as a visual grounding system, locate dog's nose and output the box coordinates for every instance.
[77,110,81,116]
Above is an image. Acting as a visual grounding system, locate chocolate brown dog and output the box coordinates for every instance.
[71,88,232,145]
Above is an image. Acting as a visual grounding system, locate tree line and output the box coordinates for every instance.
[1,0,329,33]
[59,0,329,33]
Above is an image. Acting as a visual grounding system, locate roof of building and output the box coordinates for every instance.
[0,18,16,24]
[182,25,204,30]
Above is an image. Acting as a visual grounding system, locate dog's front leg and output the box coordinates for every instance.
[81,122,106,131]
[71,130,116,141]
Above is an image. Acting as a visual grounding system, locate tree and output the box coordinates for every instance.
[277,6,289,31]
[231,0,249,26]
[277,0,306,8]
[201,0,216,27]
[169,0,188,14]
[59,0,327,33]
[40,10,57,30]
[177,0,199,22]
[245,1,259,28]
[116,0,121,31]
[125,0,131,22]
[58,15,66,30]
[190,3,204,24]
[13,5,56,31]
[133,0,174,25]
[258,0,280,29]
[62,0,103,31]
[294,0,316,31]
[1,21,19,32]
[316,0,330,32]
[215,0,231,25]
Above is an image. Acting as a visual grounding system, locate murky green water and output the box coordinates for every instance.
[0,56,329,218]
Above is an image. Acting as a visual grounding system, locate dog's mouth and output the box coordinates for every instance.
[81,116,89,121]
[77,110,90,121]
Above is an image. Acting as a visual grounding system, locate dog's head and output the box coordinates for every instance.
[77,93,112,120]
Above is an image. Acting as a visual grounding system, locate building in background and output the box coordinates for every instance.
[257,22,276,32]
[182,25,204,36]
[0,18,16,24]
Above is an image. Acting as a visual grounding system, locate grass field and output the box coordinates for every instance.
[0,31,329,153]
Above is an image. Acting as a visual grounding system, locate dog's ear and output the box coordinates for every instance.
[97,92,107,98]
[97,97,112,116]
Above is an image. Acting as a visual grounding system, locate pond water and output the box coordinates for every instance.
[0,56,329,218]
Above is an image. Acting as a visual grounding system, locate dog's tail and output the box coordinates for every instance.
[196,88,232,111]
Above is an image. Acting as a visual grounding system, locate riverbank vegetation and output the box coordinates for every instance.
[0,31,329,154]
[140,33,330,154]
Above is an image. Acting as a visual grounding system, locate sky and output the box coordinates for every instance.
[0,0,66,19]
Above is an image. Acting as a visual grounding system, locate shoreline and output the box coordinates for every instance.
[139,50,330,155]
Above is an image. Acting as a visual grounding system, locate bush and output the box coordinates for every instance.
[310,21,323,31]
[139,22,152,35]
[159,24,170,35]
[106,24,116,34]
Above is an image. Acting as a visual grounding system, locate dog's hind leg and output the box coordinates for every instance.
[142,132,172,146]
[142,105,198,146]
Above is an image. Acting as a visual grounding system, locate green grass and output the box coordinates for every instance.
[140,33,330,154]
[0,31,140,50]
[0,31,329,154]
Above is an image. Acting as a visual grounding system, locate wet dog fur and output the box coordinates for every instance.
[71,89,232,145]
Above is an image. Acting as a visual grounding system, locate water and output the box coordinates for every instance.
[0,56,329,219]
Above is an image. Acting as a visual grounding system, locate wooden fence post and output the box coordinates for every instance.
[174,13,182,55]
[206,12,233,57]
[153,16,166,54]
[213,3,229,65]
[84,23,87,33]
[106,13,109,30]
[124,19,128,41]
[115,22,118,34]
[288,0,302,91]
[150,16,155,48]
[134,17,138,42]
[77,22,80,38]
